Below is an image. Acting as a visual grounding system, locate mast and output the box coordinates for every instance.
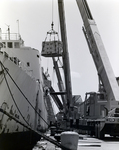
[58,0,73,112]
[8,26,10,40]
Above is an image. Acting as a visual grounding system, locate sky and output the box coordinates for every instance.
[0,0,119,104]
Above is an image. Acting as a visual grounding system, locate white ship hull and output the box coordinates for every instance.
[0,45,48,149]
[0,26,54,149]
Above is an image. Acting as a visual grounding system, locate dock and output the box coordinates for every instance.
[33,134,119,150]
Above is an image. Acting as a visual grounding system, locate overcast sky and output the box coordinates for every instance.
[0,0,119,102]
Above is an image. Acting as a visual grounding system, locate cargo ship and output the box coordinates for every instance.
[0,27,50,150]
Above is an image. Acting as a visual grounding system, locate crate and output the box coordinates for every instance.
[41,41,63,57]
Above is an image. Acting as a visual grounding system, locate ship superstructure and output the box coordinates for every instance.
[0,28,49,150]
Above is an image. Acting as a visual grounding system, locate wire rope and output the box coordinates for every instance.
[0,61,49,126]
[0,108,71,150]
[1,64,30,126]
[52,0,54,25]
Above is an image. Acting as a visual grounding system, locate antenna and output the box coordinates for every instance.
[17,20,21,39]
[17,20,20,35]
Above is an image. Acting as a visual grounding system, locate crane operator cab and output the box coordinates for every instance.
[84,92,108,119]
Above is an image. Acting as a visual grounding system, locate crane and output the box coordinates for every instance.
[41,0,75,132]
[76,0,119,138]
[76,0,119,107]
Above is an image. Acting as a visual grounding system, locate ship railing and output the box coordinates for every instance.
[0,33,21,40]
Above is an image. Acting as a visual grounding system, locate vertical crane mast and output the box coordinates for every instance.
[58,0,73,111]
[76,0,119,110]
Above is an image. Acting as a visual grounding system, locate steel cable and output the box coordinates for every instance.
[0,61,49,126]
[1,64,30,126]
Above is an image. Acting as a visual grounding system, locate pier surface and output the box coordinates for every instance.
[33,134,119,150]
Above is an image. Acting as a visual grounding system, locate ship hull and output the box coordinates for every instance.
[0,52,48,149]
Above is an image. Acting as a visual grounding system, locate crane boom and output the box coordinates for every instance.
[58,0,73,110]
[52,57,67,112]
[76,0,119,109]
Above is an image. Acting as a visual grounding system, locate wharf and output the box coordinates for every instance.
[33,134,119,150]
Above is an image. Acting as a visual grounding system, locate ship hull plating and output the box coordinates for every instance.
[0,52,48,149]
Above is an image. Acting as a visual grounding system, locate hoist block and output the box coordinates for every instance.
[41,41,63,57]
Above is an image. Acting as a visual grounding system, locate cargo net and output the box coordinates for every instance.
[41,22,63,57]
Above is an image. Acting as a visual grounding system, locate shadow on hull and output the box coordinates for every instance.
[0,131,41,150]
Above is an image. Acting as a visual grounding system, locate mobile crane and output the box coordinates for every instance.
[42,0,119,139]
[76,0,119,138]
